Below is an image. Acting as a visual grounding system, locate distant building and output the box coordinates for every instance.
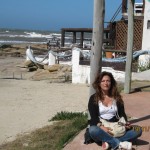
[61,1,146,52]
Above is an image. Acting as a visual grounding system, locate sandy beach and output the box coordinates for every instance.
[0,45,89,145]
[0,78,89,145]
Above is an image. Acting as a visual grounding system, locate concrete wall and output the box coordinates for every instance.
[142,0,150,50]
[140,1,150,70]
[72,48,90,84]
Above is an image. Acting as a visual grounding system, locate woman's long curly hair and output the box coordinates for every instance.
[92,71,123,104]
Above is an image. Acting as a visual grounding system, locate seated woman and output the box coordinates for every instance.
[88,71,142,150]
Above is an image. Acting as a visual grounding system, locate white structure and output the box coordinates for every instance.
[26,48,33,61]
[48,52,56,66]
[72,48,90,84]
[134,3,143,16]
[140,0,150,70]
[26,47,150,83]
[71,48,125,84]
[26,48,49,65]
[138,54,150,71]
[142,0,150,49]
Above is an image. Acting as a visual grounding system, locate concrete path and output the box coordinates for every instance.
[63,92,150,150]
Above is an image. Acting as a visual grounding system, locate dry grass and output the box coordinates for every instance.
[0,112,88,150]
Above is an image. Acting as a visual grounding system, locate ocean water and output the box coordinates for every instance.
[0,28,92,47]
[0,28,61,45]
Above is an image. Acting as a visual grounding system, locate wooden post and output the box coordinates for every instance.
[73,32,76,44]
[142,0,145,14]
[61,29,65,47]
[122,0,127,14]
[80,32,84,48]
[124,0,134,94]
[90,0,105,96]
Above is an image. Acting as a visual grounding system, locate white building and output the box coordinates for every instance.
[142,0,150,49]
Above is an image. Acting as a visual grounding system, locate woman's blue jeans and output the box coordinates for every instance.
[89,125,142,150]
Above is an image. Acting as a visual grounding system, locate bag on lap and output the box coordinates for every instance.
[100,117,126,137]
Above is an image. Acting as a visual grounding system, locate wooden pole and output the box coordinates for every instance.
[80,32,84,48]
[73,32,76,44]
[124,0,134,94]
[122,0,127,13]
[142,0,145,14]
[61,29,65,47]
[90,0,105,96]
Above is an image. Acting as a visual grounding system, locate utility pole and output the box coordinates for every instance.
[124,0,135,94]
[90,0,105,96]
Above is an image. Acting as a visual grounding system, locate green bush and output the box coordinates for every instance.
[0,44,12,49]
[50,111,88,121]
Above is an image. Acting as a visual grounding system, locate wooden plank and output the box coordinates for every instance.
[103,49,126,53]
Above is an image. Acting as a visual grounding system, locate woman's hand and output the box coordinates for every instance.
[100,126,114,136]
[125,122,132,129]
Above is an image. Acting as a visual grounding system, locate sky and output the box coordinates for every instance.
[0,0,142,31]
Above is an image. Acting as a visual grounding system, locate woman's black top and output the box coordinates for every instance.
[88,94,128,126]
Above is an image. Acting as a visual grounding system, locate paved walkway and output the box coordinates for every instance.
[63,92,150,150]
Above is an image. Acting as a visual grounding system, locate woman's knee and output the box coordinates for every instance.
[133,125,143,137]
[89,126,99,136]
[137,126,142,137]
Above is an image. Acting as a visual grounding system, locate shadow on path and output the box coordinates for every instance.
[130,115,150,124]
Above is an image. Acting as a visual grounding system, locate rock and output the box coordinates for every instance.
[57,72,66,78]
[28,64,72,82]
[30,69,51,80]
[65,72,72,82]
[11,52,21,57]
[48,64,60,72]
[44,65,48,70]
[28,66,37,72]
[67,66,72,72]
[24,60,35,67]
[61,66,68,72]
